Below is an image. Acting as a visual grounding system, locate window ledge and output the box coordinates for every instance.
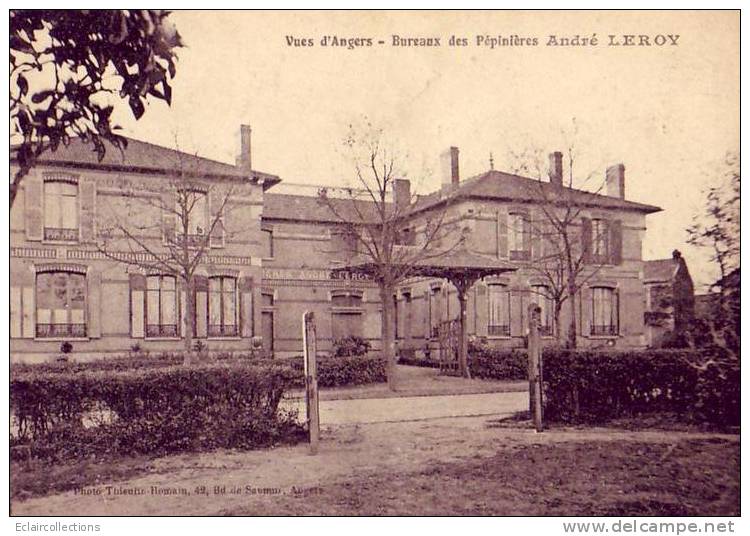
[207,336,242,341]
[587,335,620,340]
[487,335,513,340]
[34,337,89,342]
[144,337,182,341]
[42,240,79,246]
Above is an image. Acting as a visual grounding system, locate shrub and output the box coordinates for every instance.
[282,354,387,388]
[468,340,527,380]
[10,362,304,461]
[398,353,440,368]
[542,348,739,427]
[332,336,371,357]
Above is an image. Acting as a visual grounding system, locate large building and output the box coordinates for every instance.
[10,126,663,362]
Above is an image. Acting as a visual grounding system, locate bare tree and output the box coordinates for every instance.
[686,151,740,363]
[507,145,610,348]
[318,122,463,389]
[97,147,237,364]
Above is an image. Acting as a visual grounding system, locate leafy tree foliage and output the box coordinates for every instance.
[687,152,740,361]
[10,10,182,207]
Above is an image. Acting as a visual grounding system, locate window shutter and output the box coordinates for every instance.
[180,285,187,338]
[161,189,176,244]
[510,291,525,337]
[79,178,97,243]
[476,284,488,336]
[209,189,225,248]
[581,217,593,263]
[496,210,508,258]
[530,211,542,260]
[10,287,22,338]
[610,220,623,265]
[87,269,102,338]
[20,268,35,338]
[25,174,43,241]
[195,275,209,338]
[581,287,592,337]
[239,276,254,337]
[614,288,621,335]
[129,273,146,338]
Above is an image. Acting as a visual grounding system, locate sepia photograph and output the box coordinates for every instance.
[7,8,740,523]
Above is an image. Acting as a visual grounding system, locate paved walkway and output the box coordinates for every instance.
[283,391,527,425]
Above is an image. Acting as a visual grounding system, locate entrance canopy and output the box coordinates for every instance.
[332,245,517,378]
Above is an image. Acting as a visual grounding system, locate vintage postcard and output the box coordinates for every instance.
[8,9,740,524]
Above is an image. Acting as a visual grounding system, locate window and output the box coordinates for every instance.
[174,189,207,247]
[36,271,86,337]
[261,228,274,258]
[530,285,554,337]
[508,212,530,260]
[44,180,78,241]
[591,287,618,336]
[592,219,610,263]
[146,275,178,337]
[331,292,363,340]
[488,284,511,336]
[208,276,238,337]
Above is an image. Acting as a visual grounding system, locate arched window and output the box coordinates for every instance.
[208,276,238,337]
[44,178,78,241]
[488,284,511,336]
[146,275,178,337]
[36,270,86,337]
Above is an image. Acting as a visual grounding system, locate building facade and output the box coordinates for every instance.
[10,128,663,362]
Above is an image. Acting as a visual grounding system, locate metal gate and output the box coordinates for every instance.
[438,319,460,375]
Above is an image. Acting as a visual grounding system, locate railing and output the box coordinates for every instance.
[146,324,179,337]
[171,233,206,248]
[208,324,238,337]
[488,324,511,337]
[44,227,78,241]
[36,323,87,338]
[590,324,618,336]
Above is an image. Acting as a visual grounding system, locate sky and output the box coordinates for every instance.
[106,10,739,290]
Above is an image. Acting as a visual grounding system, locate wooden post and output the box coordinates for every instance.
[302,311,320,454]
[457,289,471,379]
[527,303,543,432]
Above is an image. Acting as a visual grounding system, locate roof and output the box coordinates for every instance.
[409,170,662,215]
[263,193,386,223]
[643,258,679,282]
[11,136,281,187]
[333,245,517,282]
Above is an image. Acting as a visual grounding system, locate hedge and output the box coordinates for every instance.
[468,342,527,380]
[542,349,740,427]
[11,353,388,389]
[282,354,387,388]
[10,362,304,461]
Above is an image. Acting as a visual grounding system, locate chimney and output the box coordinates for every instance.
[549,151,563,186]
[236,124,252,171]
[393,178,411,211]
[606,163,625,199]
[440,146,460,188]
